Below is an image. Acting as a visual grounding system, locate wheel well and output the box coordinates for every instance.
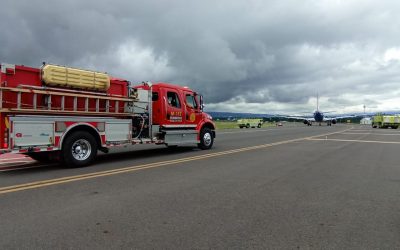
[201,122,215,131]
[201,122,215,138]
[61,125,102,149]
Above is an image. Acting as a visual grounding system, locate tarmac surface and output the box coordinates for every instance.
[1,124,400,249]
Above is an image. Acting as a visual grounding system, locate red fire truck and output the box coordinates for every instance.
[0,62,215,167]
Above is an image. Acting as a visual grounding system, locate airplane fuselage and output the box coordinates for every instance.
[314,111,324,122]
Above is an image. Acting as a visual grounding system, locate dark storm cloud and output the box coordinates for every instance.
[1,0,400,113]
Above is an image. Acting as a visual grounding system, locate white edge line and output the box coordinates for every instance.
[308,138,400,144]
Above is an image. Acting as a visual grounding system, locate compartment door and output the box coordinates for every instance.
[105,121,131,143]
[13,121,54,147]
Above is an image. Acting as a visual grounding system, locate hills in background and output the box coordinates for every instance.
[207,111,270,119]
[207,111,400,120]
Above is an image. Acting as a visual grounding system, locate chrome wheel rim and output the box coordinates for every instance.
[71,139,91,161]
[203,132,212,147]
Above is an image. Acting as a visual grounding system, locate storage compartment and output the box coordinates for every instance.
[105,121,131,142]
[109,78,129,97]
[12,121,54,147]
[164,130,198,145]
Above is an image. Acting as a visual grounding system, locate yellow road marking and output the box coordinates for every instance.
[0,128,351,195]
[308,138,400,144]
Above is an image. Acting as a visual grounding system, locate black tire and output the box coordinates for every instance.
[198,128,214,150]
[62,131,97,168]
[26,152,52,163]
[246,124,250,128]
[257,123,262,128]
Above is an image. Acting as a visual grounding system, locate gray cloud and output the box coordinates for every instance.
[1,0,400,114]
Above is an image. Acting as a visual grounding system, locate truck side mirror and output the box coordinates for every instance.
[199,95,204,111]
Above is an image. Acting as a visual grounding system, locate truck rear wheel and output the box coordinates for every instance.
[62,131,97,168]
[198,128,214,150]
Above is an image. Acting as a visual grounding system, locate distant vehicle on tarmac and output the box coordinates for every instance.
[237,119,263,128]
[372,114,400,129]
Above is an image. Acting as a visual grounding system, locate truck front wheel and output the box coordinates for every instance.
[198,128,214,150]
[62,131,97,167]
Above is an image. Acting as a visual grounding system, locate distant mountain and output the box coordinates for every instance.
[347,111,400,117]
[207,110,400,120]
[207,111,275,119]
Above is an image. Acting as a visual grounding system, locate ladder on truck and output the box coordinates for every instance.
[0,85,138,116]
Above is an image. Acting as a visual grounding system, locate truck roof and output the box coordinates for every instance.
[153,82,193,91]
[136,82,196,93]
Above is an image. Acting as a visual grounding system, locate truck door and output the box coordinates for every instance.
[184,91,202,125]
[163,88,184,125]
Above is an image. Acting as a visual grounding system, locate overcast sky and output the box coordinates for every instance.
[1,0,400,114]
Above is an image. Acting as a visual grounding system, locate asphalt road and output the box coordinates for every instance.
[1,124,400,249]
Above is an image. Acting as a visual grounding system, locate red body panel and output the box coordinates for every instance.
[109,78,129,97]
[4,65,42,88]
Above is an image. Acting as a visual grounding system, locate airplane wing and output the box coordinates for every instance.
[321,114,356,126]
[323,114,355,121]
[285,114,313,119]
[280,115,316,125]
[284,114,355,126]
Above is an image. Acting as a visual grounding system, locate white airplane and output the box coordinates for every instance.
[289,95,353,126]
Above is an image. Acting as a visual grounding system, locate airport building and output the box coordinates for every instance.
[360,117,372,125]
